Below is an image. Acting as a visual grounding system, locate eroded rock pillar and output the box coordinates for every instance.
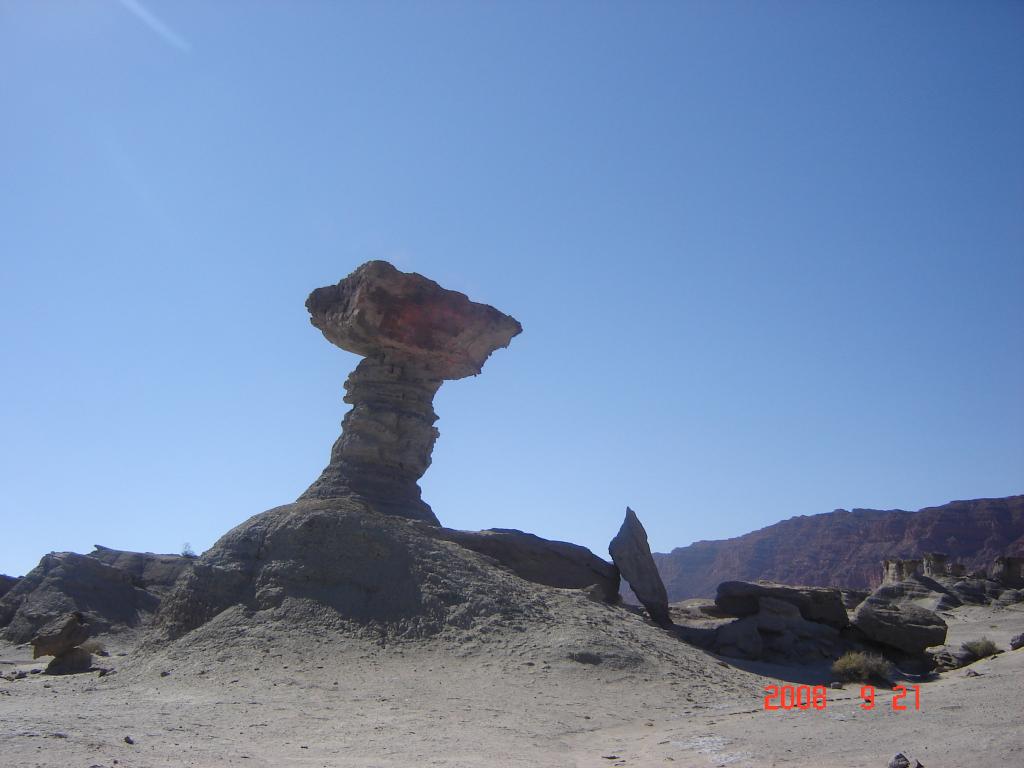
[298,261,521,525]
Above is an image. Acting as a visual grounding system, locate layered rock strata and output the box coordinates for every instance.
[299,261,521,524]
[714,581,849,630]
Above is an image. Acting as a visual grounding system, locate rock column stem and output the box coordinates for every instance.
[299,354,443,524]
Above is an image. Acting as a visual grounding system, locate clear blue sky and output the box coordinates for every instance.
[2,1,1022,577]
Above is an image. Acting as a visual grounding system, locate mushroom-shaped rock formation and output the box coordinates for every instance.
[300,261,522,524]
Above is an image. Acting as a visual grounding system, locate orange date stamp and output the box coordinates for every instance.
[763,684,922,711]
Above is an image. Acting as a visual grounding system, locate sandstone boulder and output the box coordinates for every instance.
[436,528,619,602]
[713,596,840,663]
[852,597,947,654]
[866,575,962,613]
[45,647,93,675]
[715,581,849,629]
[30,612,90,659]
[715,616,762,660]
[609,508,671,628]
[932,644,978,672]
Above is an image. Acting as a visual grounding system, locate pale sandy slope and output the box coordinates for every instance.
[0,601,1021,767]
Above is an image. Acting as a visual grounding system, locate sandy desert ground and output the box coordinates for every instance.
[1,593,1021,768]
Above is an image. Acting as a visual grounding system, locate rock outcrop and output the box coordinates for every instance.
[435,528,619,602]
[652,495,1024,600]
[299,261,521,524]
[0,574,18,599]
[87,545,194,596]
[30,612,93,675]
[30,611,90,658]
[713,596,841,662]
[852,596,947,654]
[0,548,193,643]
[992,556,1024,588]
[714,581,849,629]
[161,498,556,640]
[609,508,671,628]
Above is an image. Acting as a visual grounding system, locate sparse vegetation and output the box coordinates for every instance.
[181,542,197,558]
[961,637,998,660]
[79,639,108,657]
[831,651,894,683]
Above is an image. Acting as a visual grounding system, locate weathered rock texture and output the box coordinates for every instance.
[609,508,671,628]
[713,596,841,663]
[30,612,90,659]
[714,581,849,630]
[0,548,193,643]
[299,261,521,524]
[852,596,947,654]
[653,496,1024,600]
[435,528,620,602]
[0,574,18,599]
[992,556,1024,588]
[29,612,95,675]
[160,497,597,640]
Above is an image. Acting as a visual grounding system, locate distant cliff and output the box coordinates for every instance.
[655,495,1024,600]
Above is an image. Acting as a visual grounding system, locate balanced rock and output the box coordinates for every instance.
[45,647,93,675]
[299,261,521,524]
[30,612,89,659]
[852,596,947,654]
[715,581,849,629]
[609,508,671,628]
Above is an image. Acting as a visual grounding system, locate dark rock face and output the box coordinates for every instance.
[715,581,849,630]
[87,545,193,595]
[45,647,93,675]
[0,575,18,599]
[0,548,192,643]
[436,528,619,602]
[1010,633,1023,651]
[653,496,1024,600]
[840,589,869,609]
[159,497,550,641]
[992,556,1024,588]
[609,508,671,628]
[300,261,521,524]
[852,596,947,654]
[713,596,840,662]
[30,612,90,659]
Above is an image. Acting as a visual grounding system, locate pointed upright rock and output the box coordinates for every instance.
[609,507,672,628]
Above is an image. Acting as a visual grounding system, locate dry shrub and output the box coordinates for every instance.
[78,639,108,656]
[831,651,894,682]
[961,637,998,660]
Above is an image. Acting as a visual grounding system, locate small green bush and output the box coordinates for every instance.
[831,651,894,683]
[961,637,998,660]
